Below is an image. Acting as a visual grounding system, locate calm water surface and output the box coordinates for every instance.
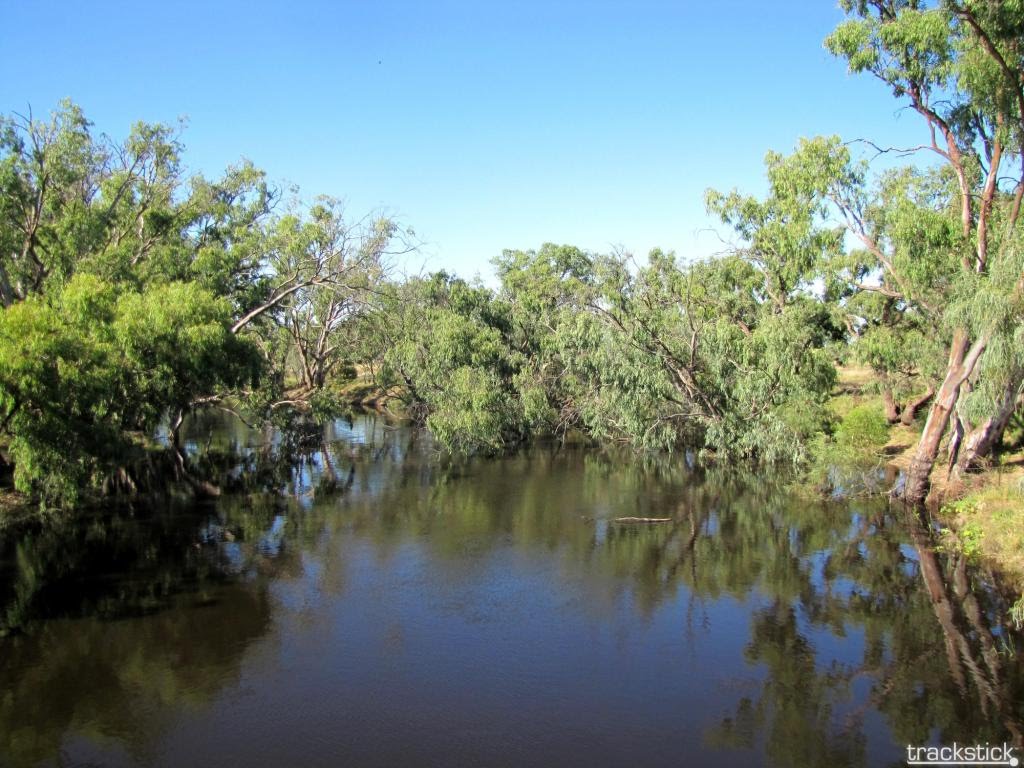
[1,413,1021,767]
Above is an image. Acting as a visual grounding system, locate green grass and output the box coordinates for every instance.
[944,465,1024,596]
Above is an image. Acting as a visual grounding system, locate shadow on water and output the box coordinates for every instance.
[0,411,1021,767]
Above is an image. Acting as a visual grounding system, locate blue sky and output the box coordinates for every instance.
[1,1,925,281]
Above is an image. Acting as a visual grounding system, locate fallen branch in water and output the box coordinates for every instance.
[613,517,672,523]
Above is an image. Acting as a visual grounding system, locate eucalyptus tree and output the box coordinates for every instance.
[493,238,841,463]
[375,272,529,452]
[0,103,273,503]
[0,264,261,504]
[848,293,942,425]
[0,101,178,302]
[826,0,1024,502]
[494,243,599,437]
[237,198,402,398]
[590,254,839,462]
[570,142,853,462]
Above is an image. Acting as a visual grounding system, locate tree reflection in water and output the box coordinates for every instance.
[0,412,1020,767]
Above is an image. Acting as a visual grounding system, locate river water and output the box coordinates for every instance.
[0,412,1021,767]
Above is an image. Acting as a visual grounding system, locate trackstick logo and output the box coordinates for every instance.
[906,742,1019,766]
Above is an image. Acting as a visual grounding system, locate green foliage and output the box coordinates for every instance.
[941,496,979,518]
[425,366,521,453]
[834,403,890,454]
[0,275,259,504]
[114,282,260,421]
[375,272,529,453]
[246,196,399,397]
[0,103,284,505]
[0,284,120,503]
[0,101,413,505]
[369,233,840,464]
[808,400,890,494]
[826,4,955,102]
[938,522,984,562]
[11,0,1024,511]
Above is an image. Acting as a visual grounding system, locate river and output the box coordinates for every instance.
[0,412,1020,767]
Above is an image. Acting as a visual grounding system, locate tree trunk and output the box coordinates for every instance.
[883,385,900,424]
[170,408,185,447]
[902,330,988,506]
[952,370,1023,480]
[899,384,935,426]
[311,360,325,390]
[0,263,15,307]
[946,412,966,479]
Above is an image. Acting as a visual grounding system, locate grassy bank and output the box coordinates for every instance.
[832,366,1024,598]
[939,463,1024,591]
[334,373,399,411]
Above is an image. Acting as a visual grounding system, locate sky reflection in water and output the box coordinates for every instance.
[0,413,1020,768]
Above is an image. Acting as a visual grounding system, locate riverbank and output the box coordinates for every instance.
[833,366,1024,596]
[4,367,1021,602]
[335,373,399,412]
[938,464,1024,591]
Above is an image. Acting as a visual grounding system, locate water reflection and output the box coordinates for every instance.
[0,413,1021,767]
[1,585,271,766]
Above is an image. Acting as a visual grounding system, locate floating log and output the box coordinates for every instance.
[613,517,672,523]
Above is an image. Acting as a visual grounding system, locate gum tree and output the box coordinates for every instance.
[244,198,401,396]
[826,0,1024,503]
[0,104,272,502]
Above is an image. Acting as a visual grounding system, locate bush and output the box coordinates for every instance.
[834,403,889,453]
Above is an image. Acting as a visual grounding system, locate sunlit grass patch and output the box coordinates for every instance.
[946,464,1024,594]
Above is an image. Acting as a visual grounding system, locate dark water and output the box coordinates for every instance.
[1,413,1021,768]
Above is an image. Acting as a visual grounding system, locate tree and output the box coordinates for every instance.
[495,238,840,462]
[826,0,1024,503]
[240,198,402,397]
[853,294,941,425]
[0,103,274,504]
[0,274,258,503]
[0,101,424,504]
[494,243,599,438]
[375,272,528,452]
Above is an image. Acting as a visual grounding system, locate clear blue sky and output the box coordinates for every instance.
[0,1,924,281]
